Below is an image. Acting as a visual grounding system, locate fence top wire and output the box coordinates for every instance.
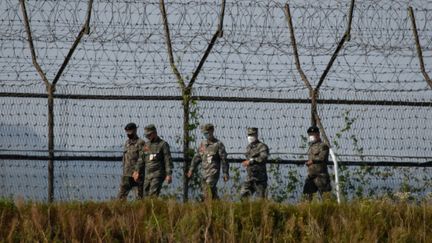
[0,0,431,101]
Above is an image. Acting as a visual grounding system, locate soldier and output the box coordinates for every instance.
[117,122,145,200]
[136,124,173,197]
[240,127,269,199]
[187,123,229,200]
[303,126,332,200]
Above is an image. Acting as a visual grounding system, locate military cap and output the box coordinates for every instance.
[144,124,157,135]
[124,122,137,130]
[247,127,258,135]
[307,126,320,134]
[201,123,214,132]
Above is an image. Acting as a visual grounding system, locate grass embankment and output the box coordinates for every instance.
[0,198,431,242]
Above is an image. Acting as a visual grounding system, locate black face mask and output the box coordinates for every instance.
[127,134,136,139]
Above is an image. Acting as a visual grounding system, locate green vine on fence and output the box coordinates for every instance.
[332,109,367,199]
[329,109,424,201]
[186,97,206,200]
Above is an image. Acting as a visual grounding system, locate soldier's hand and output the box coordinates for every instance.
[165,175,172,184]
[242,160,250,167]
[132,171,140,182]
[223,175,229,182]
[306,160,313,167]
[186,170,193,178]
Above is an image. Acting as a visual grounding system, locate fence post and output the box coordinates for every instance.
[19,0,93,202]
[311,89,318,127]
[182,89,191,201]
[47,85,55,202]
[159,0,225,201]
[408,7,432,89]
[329,148,341,203]
[285,1,355,203]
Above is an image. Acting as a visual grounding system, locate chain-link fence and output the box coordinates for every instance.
[1,0,431,202]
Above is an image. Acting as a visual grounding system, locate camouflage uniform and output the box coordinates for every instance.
[138,124,173,197]
[117,135,145,199]
[303,129,332,195]
[240,128,269,199]
[190,124,229,199]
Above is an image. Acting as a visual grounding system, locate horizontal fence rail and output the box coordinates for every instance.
[1,154,431,167]
[0,92,431,107]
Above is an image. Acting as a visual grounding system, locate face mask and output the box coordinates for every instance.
[247,136,256,144]
[308,135,317,143]
[127,133,135,139]
[203,132,210,140]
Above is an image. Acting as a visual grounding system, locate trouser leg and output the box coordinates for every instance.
[136,180,144,199]
[203,176,219,200]
[145,176,164,197]
[303,175,318,201]
[240,180,255,200]
[117,176,133,200]
[202,181,219,200]
[314,174,332,194]
[255,181,267,199]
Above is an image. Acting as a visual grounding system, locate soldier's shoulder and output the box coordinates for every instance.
[319,142,329,150]
[258,141,269,149]
[215,139,225,147]
[309,142,320,150]
[137,138,145,145]
[160,138,170,147]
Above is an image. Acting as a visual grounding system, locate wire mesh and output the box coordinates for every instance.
[0,0,431,201]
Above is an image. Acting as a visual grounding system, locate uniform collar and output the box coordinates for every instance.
[127,136,139,144]
[149,136,161,143]
[204,137,218,145]
[249,140,260,146]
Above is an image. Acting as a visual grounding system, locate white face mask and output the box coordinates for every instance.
[308,135,317,143]
[247,136,256,144]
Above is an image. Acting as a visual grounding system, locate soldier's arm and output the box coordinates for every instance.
[189,147,202,173]
[218,142,229,176]
[249,143,269,164]
[314,143,329,163]
[122,141,127,167]
[135,140,145,172]
[162,142,173,176]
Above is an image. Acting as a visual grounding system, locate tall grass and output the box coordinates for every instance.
[1,198,431,242]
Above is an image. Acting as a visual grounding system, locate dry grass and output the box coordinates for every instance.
[0,198,431,242]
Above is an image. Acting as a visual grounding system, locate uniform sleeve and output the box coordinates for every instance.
[218,142,229,176]
[135,140,145,172]
[163,141,173,176]
[122,141,127,166]
[244,144,250,159]
[314,143,329,163]
[249,143,269,164]
[189,144,203,172]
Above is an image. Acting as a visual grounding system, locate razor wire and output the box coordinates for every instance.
[0,0,431,97]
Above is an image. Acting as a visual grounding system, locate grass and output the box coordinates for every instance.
[0,198,431,242]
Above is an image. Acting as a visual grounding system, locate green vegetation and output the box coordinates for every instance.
[1,198,431,242]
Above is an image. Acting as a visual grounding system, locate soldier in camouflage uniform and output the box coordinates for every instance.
[240,127,269,199]
[303,126,332,200]
[187,123,229,200]
[136,124,173,197]
[117,122,145,199]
